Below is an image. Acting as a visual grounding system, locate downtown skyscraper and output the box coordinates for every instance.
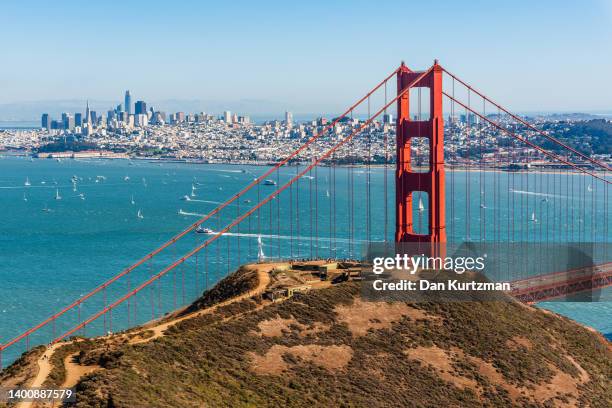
[125,90,132,115]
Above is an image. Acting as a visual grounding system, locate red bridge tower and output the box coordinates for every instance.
[395,61,447,245]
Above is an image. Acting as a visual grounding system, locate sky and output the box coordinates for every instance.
[1,0,611,117]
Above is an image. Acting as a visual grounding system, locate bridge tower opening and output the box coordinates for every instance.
[395,61,447,245]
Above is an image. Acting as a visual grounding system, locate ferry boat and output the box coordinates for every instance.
[195,226,214,234]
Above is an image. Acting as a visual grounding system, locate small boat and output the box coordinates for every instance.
[23,193,27,202]
[42,204,51,212]
[530,212,537,223]
[178,209,187,215]
[264,179,277,186]
[131,195,135,205]
[41,181,46,185]
[541,197,549,203]
[195,226,214,234]
[244,199,252,204]
[587,185,593,192]
[480,204,486,209]
[181,195,191,201]
[190,186,197,197]
[24,177,31,186]
[55,189,62,200]
[326,189,330,198]
[418,197,425,212]
[124,176,130,182]
[79,193,85,200]
[137,209,144,219]
[72,182,77,192]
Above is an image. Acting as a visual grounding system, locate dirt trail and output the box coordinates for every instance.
[17,264,273,407]
[130,263,272,344]
[61,353,99,388]
[15,343,63,408]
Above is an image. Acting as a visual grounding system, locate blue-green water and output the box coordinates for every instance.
[0,156,609,366]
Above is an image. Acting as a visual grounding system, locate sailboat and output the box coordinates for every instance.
[191,185,197,197]
[587,185,593,192]
[131,195,135,205]
[79,193,86,200]
[530,211,537,223]
[326,189,330,198]
[137,209,144,219]
[55,189,62,200]
[72,182,77,192]
[418,197,425,212]
[24,177,31,186]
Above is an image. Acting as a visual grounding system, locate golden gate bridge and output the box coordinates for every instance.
[1,61,610,368]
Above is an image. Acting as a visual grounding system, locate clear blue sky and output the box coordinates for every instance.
[1,0,611,114]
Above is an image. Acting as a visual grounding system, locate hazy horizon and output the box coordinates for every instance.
[1,0,611,115]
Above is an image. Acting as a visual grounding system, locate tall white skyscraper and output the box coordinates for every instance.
[285,111,293,127]
[224,111,232,123]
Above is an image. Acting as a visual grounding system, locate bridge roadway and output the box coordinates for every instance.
[509,262,612,303]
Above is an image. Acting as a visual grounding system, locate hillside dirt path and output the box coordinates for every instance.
[130,263,272,344]
[18,264,274,408]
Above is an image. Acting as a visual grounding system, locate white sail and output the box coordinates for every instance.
[55,189,62,200]
[137,209,143,219]
[24,177,31,186]
[131,195,135,205]
[418,197,424,212]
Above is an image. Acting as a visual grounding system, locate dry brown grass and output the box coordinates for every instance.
[335,298,439,336]
[248,344,353,375]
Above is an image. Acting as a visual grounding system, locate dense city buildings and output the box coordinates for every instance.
[2,90,608,168]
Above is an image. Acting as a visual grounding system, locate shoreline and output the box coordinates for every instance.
[1,152,608,177]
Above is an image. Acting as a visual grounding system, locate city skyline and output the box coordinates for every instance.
[1,0,611,114]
